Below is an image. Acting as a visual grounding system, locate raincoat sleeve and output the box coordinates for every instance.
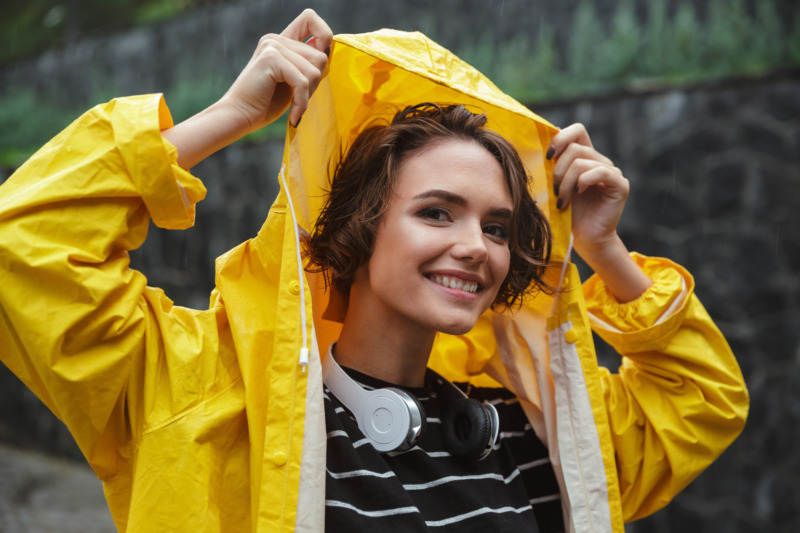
[583,253,749,521]
[0,94,230,480]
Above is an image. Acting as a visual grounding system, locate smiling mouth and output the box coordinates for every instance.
[428,275,480,293]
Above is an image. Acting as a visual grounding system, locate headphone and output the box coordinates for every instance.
[322,347,500,461]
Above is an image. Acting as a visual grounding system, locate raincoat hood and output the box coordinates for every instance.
[264,29,568,378]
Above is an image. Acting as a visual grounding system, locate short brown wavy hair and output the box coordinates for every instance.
[306,103,552,309]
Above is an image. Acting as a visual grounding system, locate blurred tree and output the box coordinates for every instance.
[0,0,232,66]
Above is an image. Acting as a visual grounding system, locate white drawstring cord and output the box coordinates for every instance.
[279,164,310,372]
[550,232,574,317]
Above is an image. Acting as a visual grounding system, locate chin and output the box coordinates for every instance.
[433,316,481,336]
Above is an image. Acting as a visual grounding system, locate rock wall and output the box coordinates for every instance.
[1,1,799,531]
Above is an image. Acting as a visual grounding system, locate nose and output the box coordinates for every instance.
[450,221,488,264]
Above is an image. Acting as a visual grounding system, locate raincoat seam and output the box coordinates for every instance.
[141,375,244,435]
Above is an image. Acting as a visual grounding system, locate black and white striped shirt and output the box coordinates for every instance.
[324,367,564,532]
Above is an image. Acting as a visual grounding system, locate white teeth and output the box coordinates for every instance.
[432,275,478,293]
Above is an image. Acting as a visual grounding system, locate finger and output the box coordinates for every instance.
[257,33,328,72]
[546,123,593,161]
[273,56,313,127]
[554,157,599,209]
[277,45,326,125]
[305,36,331,58]
[574,165,626,196]
[281,8,334,54]
[283,36,329,72]
[252,46,311,125]
[558,160,626,210]
[251,38,326,125]
[552,143,614,194]
[267,37,326,87]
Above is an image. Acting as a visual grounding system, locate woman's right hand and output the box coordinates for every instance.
[163,9,332,169]
[223,8,333,131]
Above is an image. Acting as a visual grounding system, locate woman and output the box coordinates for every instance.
[0,9,747,533]
[309,102,563,531]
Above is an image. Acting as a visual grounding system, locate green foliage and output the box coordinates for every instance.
[134,0,185,25]
[457,30,498,81]
[524,26,561,100]
[641,0,669,76]
[0,0,231,66]
[602,0,641,81]
[791,12,800,62]
[457,0,799,103]
[494,28,562,102]
[0,89,77,167]
[0,70,288,168]
[1,0,799,167]
[752,0,786,66]
[568,0,605,85]
[668,2,702,78]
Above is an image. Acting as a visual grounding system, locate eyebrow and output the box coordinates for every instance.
[412,189,513,219]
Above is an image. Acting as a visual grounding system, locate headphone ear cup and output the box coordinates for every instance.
[441,399,495,461]
[359,387,427,452]
[387,388,428,451]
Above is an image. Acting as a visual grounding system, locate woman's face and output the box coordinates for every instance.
[350,139,513,337]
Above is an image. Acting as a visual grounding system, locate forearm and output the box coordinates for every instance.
[576,233,652,303]
[161,96,253,170]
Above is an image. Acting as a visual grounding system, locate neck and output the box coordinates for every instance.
[334,305,435,388]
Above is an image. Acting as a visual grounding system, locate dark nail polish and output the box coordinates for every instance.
[553,182,560,196]
[556,198,563,209]
[293,116,303,128]
[546,145,555,160]
[325,46,331,57]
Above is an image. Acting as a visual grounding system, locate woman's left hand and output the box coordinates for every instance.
[547,123,652,302]
[548,123,629,257]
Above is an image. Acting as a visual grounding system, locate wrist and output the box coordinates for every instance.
[574,232,625,268]
[575,233,653,303]
[213,94,261,138]
[162,97,254,169]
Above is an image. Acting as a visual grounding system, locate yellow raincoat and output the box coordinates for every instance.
[0,31,747,532]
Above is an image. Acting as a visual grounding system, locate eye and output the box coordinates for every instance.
[483,223,509,241]
[417,206,451,223]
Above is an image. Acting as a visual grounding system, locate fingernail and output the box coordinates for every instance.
[292,116,302,128]
[325,46,331,57]
[553,182,560,196]
[556,198,563,210]
[546,145,555,160]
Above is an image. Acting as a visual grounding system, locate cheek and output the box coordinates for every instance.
[497,243,512,269]
[381,219,443,262]
[492,247,512,285]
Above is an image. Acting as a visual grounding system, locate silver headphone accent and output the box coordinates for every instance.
[322,348,424,452]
